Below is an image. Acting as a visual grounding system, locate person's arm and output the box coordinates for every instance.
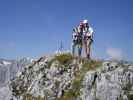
[89,27,94,42]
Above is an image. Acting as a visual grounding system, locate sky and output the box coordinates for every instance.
[0,0,133,61]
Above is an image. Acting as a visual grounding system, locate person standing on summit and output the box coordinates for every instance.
[72,21,84,57]
[83,20,94,59]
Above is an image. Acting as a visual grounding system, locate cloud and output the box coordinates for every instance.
[106,48,124,60]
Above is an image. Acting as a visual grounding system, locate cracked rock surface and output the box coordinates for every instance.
[9,53,133,100]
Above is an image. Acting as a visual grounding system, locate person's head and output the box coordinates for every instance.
[83,19,89,27]
[79,20,84,28]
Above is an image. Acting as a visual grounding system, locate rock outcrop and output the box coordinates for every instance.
[0,58,33,100]
[9,53,133,100]
[80,61,133,100]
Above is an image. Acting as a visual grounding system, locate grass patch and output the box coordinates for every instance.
[59,90,77,100]
[82,60,102,71]
[55,80,60,88]
[126,82,133,100]
[127,94,133,100]
[47,53,73,68]
[55,53,73,65]
[59,60,102,100]
[47,58,56,67]
[23,94,45,100]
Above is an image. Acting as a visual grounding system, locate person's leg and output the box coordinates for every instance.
[83,38,88,58]
[87,48,90,59]
[72,42,76,56]
[78,45,82,57]
[77,38,82,57]
[87,39,92,59]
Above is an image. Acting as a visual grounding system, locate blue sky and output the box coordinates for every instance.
[0,0,133,60]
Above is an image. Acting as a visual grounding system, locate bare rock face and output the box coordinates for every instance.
[9,53,133,100]
[0,86,12,100]
[10,53,81,100]
[0,58,33,86]
[80,61,133,100]
[0,58,33,100]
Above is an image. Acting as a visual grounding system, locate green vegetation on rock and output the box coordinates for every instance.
[59,59,102,100]
[11,52,102,100]
[48,53,73,67]
[55,53,73,65]
[126,82,133,100]
[23,94,45,100]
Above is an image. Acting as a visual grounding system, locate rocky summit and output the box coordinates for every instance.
[9,53,133,100]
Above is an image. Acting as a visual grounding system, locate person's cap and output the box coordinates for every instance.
[83,19,88,24]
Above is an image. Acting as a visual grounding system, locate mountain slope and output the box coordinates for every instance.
[0,58,33,86]
[0,58,33,100]
[9,53,133,100]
